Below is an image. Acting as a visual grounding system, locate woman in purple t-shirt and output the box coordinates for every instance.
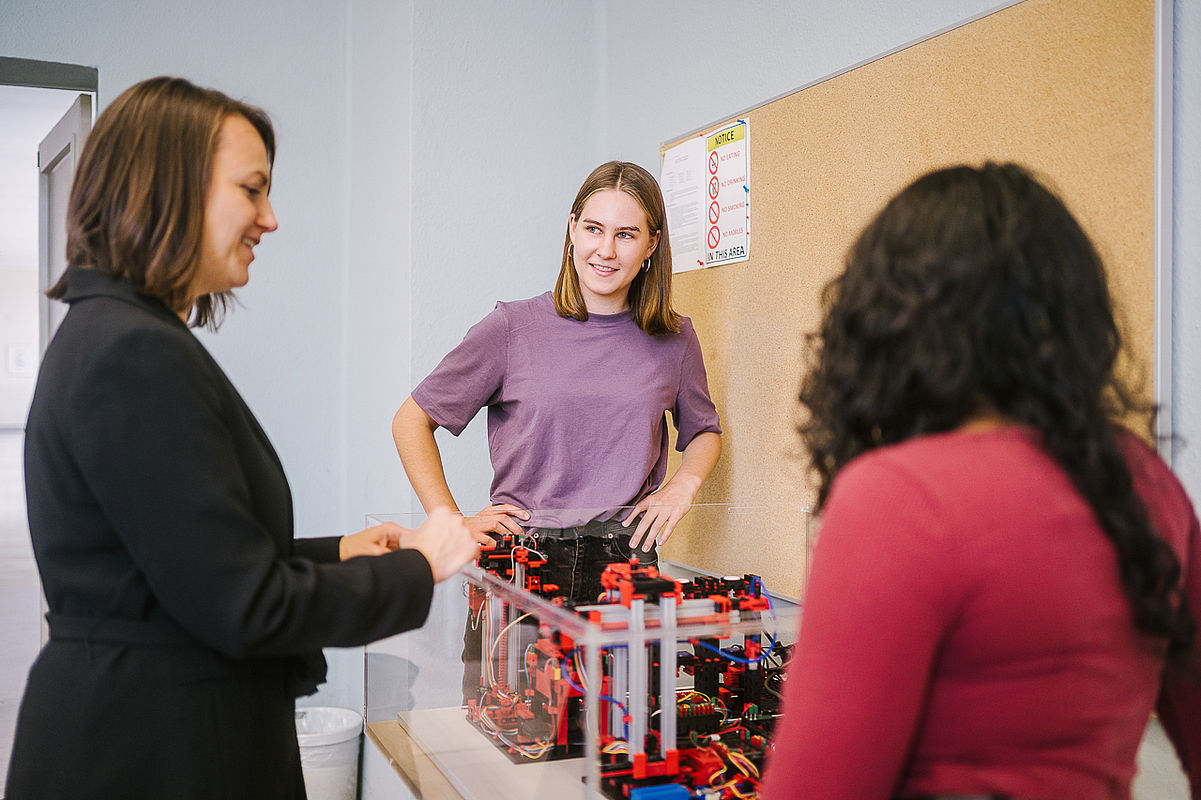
[392,161,722,604]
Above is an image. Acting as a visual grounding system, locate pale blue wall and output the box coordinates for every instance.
[404,0,602,517]
[604,0,1005,168]
[0,0,353,542]
[1171,0,1201,502]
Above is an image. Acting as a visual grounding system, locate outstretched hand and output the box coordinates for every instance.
[399,506,480,583]
[339,523,403,560]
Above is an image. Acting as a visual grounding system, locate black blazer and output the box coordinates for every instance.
[7,268,434,800]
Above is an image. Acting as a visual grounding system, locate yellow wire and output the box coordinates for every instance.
[573,650,587,689]
[729,782,754,799]
[728,750,760,778]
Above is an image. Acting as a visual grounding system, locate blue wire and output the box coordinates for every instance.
[560,658,586,693]
[692,576,779,664]
[560,652,629,739]
[693,639,773,665]
[561,653,625,710]
[755,575,780,656]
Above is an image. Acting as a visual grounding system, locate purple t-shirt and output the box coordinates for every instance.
[412,292,721,521]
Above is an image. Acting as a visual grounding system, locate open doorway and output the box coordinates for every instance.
[0,56,96,786]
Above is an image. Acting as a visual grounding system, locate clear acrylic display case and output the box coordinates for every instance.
[363,504,807,800]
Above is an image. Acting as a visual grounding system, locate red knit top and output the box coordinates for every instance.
[762,427,1200,800]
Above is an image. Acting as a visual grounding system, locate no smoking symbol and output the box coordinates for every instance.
[708,226,720,249]
[708,202,720,225]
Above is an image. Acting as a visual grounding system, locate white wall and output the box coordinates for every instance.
[344,0,603,535]
[403,1,604,515]
[1171,0,1201,504]
[343,0,415,555]
[603,0,1004,169]
[0,0,353,541]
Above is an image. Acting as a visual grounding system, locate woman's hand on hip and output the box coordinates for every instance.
[622,477,701,552]
[462,503,530,544]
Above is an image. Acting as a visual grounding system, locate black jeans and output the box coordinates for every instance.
[462,520,658,702]
[524,520,659,604]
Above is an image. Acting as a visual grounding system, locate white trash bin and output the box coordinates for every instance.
[295,706,363,800]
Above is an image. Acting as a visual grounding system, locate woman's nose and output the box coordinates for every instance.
[598,234,616,258]
[259,198,279,232]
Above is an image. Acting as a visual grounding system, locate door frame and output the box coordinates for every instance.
[0,56,96,93]
[37,93,92,353]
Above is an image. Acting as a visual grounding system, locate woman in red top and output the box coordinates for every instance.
[762,163,1200,800]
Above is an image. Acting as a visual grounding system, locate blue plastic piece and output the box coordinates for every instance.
[628,783,690,800]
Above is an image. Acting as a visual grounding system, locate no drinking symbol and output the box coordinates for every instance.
[707,147,722,254]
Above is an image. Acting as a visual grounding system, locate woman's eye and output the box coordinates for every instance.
[243,186,261,197]
[586,225,601,234]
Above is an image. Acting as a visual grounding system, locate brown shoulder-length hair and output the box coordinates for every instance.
[49,76,275,329]
[553,160,679,335]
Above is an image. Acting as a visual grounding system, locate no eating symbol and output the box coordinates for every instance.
[708,151,719,174]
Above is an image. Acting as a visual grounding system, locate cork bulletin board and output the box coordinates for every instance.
[661,0,1160,599]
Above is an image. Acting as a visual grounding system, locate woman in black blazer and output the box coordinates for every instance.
[5,76,479,800]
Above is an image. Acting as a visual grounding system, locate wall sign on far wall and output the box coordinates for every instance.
[660,119,750,274]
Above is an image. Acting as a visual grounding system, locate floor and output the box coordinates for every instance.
[0,429,1190,797]
[0,430,40,794]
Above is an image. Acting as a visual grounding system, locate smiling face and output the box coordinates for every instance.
[568,188,660,314]
[192,114,278,301]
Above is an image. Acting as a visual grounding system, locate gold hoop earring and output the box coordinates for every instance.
[642,258,651,272]
[568,244,574,258]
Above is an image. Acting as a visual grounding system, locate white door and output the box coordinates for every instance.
[37,93,91,353]
[34,93,91,645]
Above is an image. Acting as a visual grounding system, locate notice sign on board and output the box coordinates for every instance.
[661,120,750,273]
[705,121,749,268]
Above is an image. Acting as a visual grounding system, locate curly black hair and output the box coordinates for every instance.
[798,162,1193,657]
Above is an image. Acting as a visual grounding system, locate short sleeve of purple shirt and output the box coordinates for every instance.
[411,292,720,514]
[411,308,507,436]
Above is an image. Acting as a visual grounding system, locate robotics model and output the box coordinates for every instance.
[464,531,792,799]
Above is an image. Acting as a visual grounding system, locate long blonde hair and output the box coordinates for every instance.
[554,161,679,335]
